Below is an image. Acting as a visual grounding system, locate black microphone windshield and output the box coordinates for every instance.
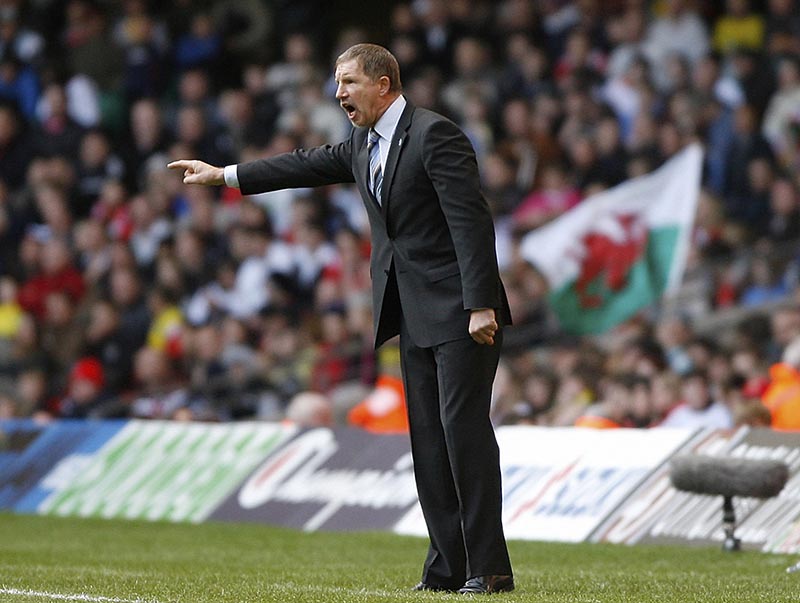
[670,455,789,499]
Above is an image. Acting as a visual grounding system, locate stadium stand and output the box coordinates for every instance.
[0,0,799,431]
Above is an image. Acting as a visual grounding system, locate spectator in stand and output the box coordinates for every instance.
[33,82,84,159]
[762,55,800,171]
[127,193,172,268]
[0,309,45,386]
[259,313,313,407]
[293,218,338,298]
[108,266,149,387]
[605,8,647,81]
[8,365,47,418]
[347,346,408,434]
[593,113,628,187]
[659,369,734,429]
[0,49,38,119]
[512,162,581,230]
[17,237,84,320]
[56,356,120,418]
[310,304,369,394]
[82,298,125,393]
[575,373,636,429]
[762,335,800,430]
[226,221,295,320]
[650,371,682,424]
[62,0,123,95]
[0,182,12,272]
[124,97,170,190]
[129,346,190,419]
[210,0,273,83]
[655,315,695,376]
[73,217,112,288]
[112,0,169,101]
[440,36,497,119]
[0,101,31,190]
[763,177,799,243]
[75,129,126,216]
[39,289,84,392]
[266,32,321,112]
[643,0,710,91]
[551,365,599,426]
[768,305,800,363]
[0,276,23,342]
[91,179,133,242]
[739,253,790,307]
[0,5,43,67]
[285,391,332,428]
[174,103,231,169]
[174,12,221,73]
[765,0,800,55]
[497,34,552,103]
[712,0,765,54]
[553,27,605,86]
[145,285,184,357]
[512,368,558,426]
[723,103,774,203]
[31,183,74,242]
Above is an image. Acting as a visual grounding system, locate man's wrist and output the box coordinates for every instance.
[223,164,240,188]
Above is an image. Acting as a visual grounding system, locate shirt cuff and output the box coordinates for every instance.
[223,164,240,188]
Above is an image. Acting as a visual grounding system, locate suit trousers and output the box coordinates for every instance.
[399,316,512,588]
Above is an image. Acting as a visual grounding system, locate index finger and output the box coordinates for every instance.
[167,160,192,170]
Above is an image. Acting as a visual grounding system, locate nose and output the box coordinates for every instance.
[335,83,346,100]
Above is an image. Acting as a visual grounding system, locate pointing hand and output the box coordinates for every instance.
[167,160,225,186]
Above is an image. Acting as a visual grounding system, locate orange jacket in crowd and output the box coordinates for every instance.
[347,375,409,434]
[574,415,622,429]
[762,363,800,430]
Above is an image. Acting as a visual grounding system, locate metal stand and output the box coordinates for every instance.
[722,495,741,552]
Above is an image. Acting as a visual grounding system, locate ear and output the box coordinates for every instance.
[378,75,391,95]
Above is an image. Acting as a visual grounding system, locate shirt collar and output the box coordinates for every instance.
[372,95,406,143]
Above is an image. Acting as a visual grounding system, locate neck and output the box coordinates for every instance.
[374,92,402,124]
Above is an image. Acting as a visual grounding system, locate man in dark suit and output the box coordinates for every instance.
[169,43,514,595]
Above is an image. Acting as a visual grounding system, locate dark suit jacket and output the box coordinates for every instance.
[237,100,511,348]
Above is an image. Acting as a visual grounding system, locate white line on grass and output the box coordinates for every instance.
[2,582,424,602]
[0,587,160,603]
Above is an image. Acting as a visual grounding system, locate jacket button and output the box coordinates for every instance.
[384,269,391,276]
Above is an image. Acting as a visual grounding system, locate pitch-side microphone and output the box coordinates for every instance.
[670,455,789,551]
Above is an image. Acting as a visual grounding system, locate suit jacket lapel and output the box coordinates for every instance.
[380,102,415,218]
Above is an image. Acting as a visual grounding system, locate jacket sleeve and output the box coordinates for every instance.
[421,118,502,311]
[237,134,355,196]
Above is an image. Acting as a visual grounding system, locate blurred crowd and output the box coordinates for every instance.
[1,0,800,432]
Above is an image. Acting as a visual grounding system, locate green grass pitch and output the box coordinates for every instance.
[1,513,798,602]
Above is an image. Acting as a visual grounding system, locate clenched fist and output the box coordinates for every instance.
[469,308,498,345]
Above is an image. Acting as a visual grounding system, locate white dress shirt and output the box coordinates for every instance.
[370,95,406,171]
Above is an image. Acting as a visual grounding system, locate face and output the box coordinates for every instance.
[335,59,386,127]
[682,377,710,410]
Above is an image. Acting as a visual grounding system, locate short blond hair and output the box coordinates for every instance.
[336,43,402,92]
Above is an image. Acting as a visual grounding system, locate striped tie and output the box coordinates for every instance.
[367,128,383,203]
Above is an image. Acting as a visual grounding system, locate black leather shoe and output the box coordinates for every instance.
[458,575,515,594]
[413,582,458,592]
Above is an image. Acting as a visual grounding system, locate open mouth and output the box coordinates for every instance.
[341,102,356,120]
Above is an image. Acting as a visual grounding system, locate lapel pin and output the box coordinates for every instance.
[398,138,403,147]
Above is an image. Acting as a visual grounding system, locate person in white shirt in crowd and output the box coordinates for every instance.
[660,369,734,429]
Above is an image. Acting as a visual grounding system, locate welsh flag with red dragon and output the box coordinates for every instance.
[520,144,703,335]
